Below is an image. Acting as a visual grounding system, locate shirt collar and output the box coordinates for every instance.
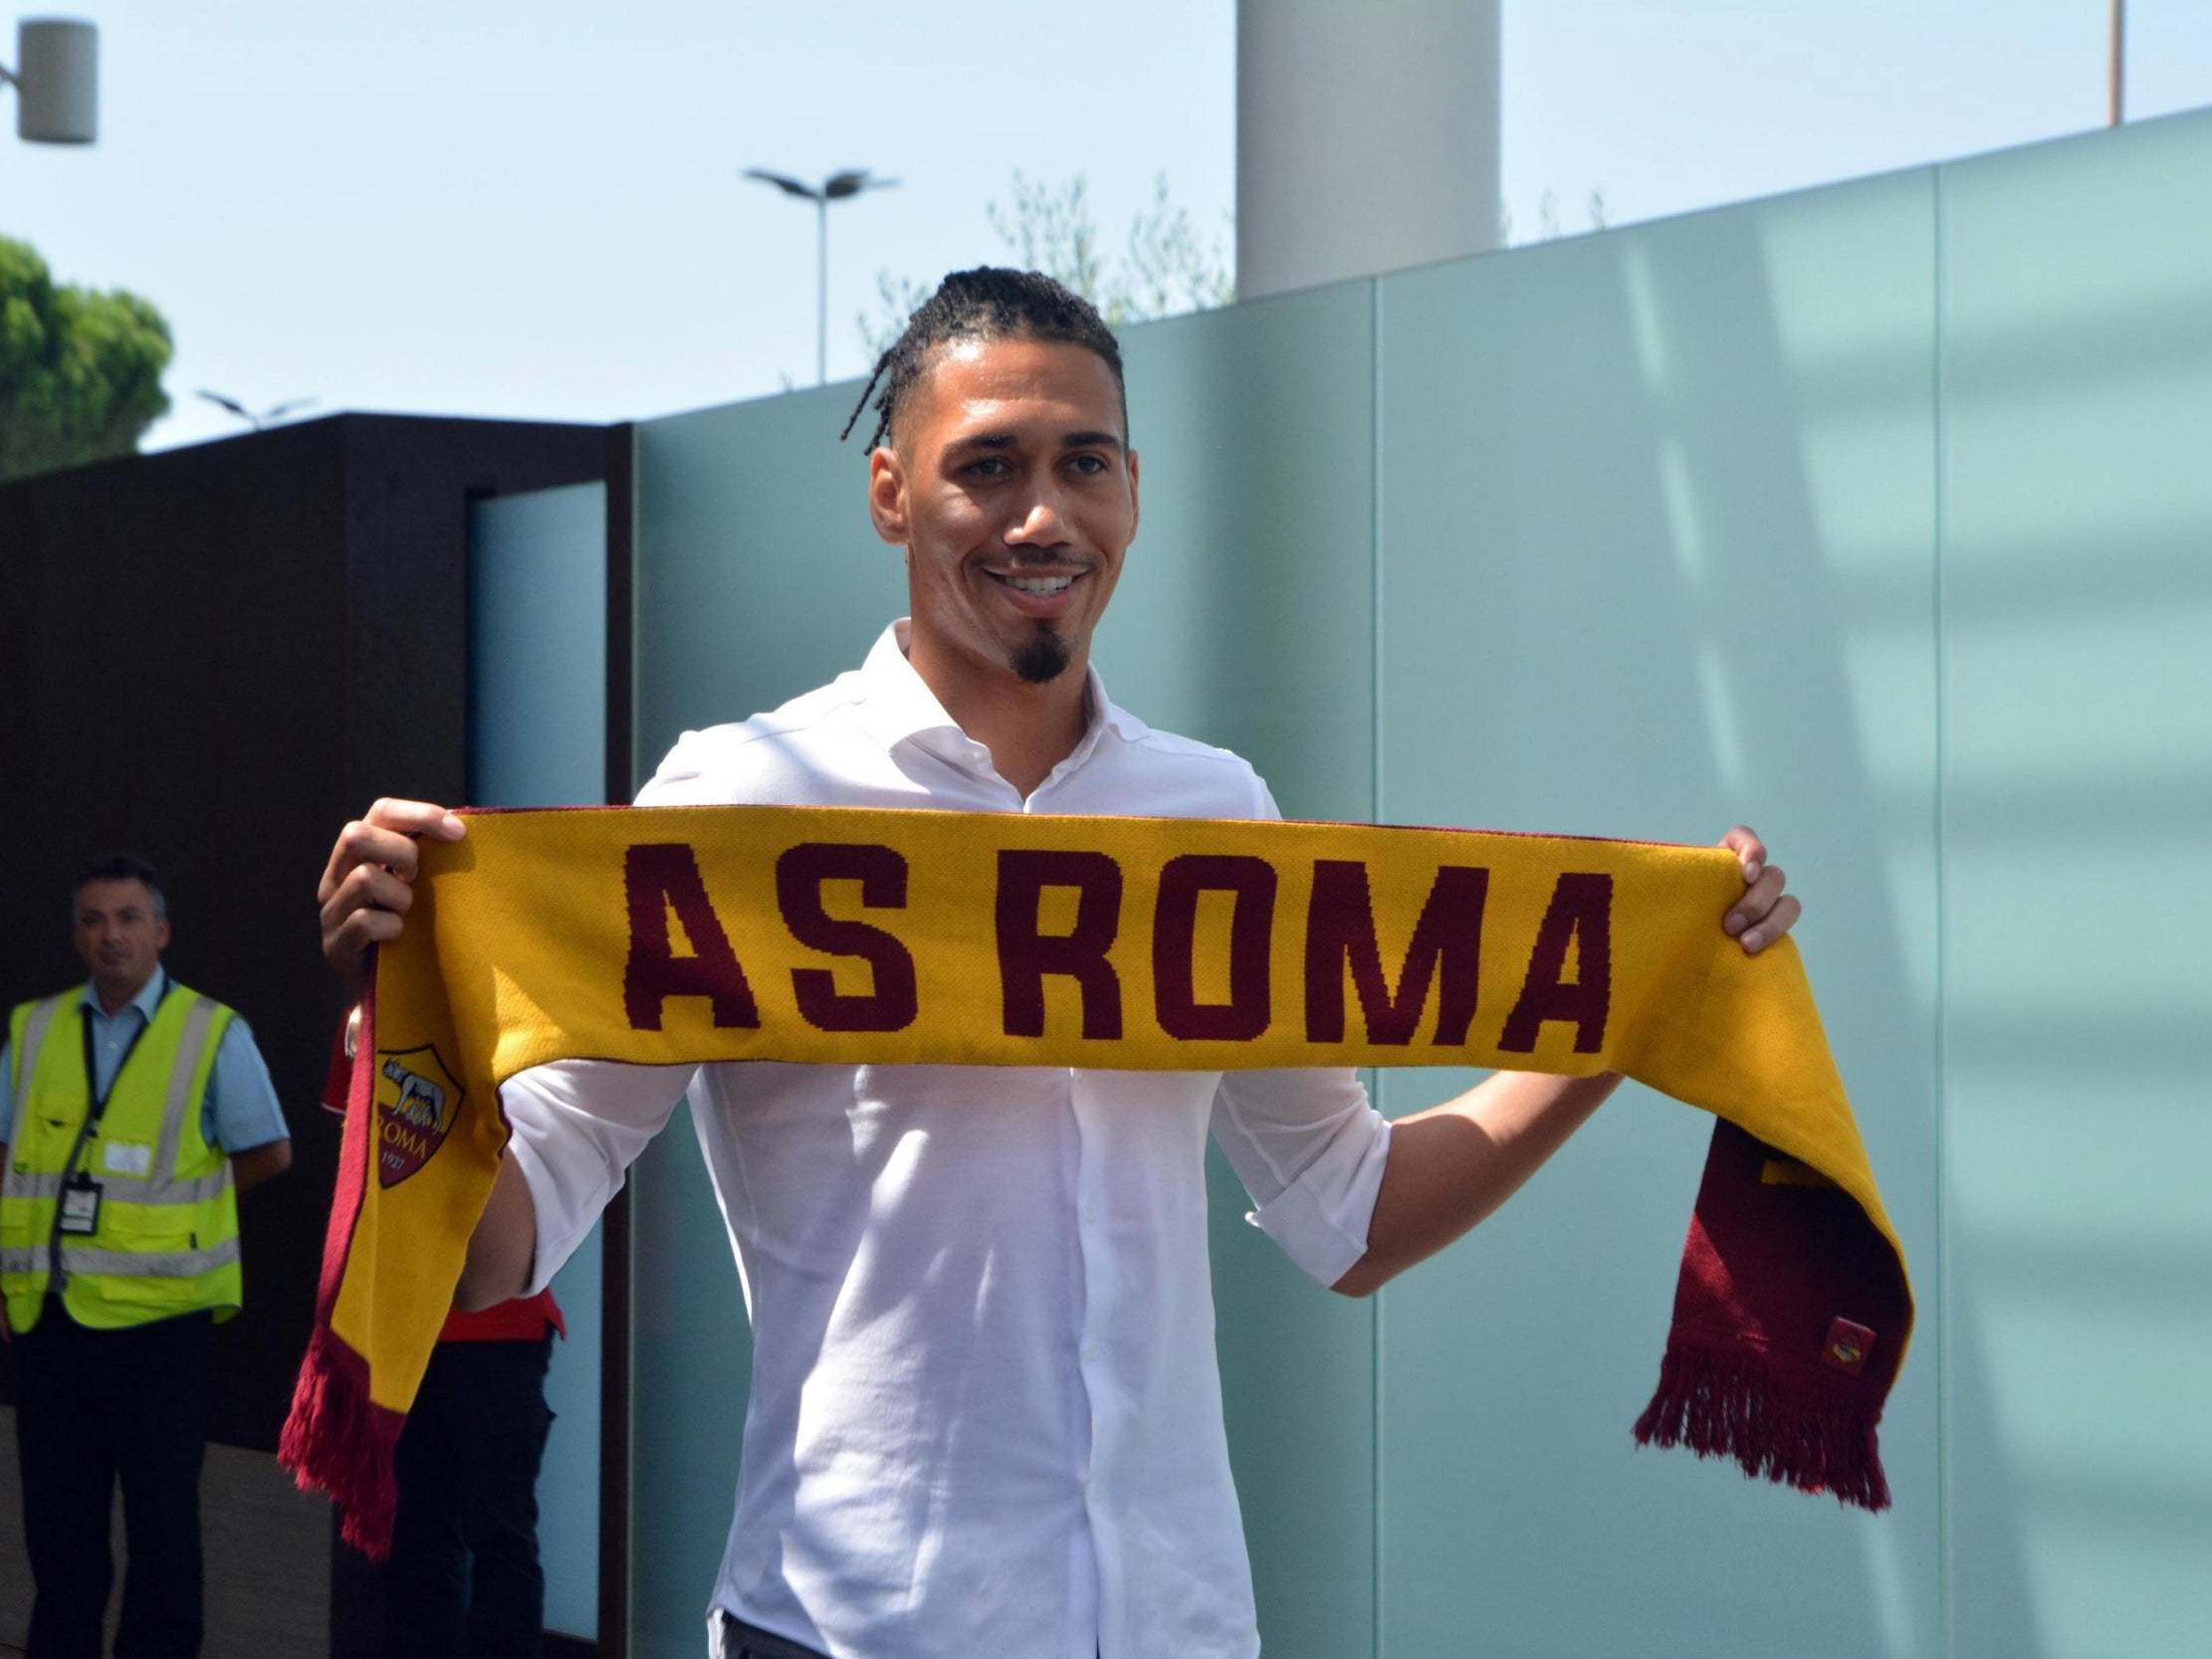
[854,619,1147,757]
[79,965,167,1023]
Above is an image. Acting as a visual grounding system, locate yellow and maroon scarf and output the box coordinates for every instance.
[282,805,1912,1553]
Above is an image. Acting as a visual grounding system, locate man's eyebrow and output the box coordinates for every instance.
[944,430,1126,457]
[944,433,1019,456]
[1061,430,1124,453]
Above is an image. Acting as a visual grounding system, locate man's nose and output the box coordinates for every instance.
[1005,483,1071,546]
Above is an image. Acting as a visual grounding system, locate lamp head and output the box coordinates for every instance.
[745,167,821,202]
[11,18,98,144]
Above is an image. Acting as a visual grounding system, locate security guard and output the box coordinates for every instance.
[1,855,293,1659]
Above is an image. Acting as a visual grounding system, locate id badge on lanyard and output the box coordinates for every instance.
[59,1170,104,1235]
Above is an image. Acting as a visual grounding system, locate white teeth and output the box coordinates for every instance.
[998,572,1074,594]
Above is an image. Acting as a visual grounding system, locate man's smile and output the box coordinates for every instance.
[980,563,1091,616]
[987,570,1077,595]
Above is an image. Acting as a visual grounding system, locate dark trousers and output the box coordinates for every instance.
[13,1300,212,1659]
[383,1335,555,1659]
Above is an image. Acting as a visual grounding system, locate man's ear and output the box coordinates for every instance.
[153,916,171,953]
[868,446,910,545]
[1126,448,1140,540]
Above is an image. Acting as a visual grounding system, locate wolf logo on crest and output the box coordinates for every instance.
[372,1045,464,1188]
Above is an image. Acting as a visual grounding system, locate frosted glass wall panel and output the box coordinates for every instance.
[1106,289,1377,822]
[466,482,607,1639]
[633,384,907,780]
[1938,109,2212,1659]
[615,110,2212,1657]
[1110,287,1379,1656]
[1373,170,1941,1657]
[624,1097,750,1657]
[468,483,607,807]
[628,385,906,1654]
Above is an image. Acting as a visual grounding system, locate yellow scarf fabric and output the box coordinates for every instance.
[284,804,1912,1550]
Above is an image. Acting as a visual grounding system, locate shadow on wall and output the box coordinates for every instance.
[1355,168,1953,1659]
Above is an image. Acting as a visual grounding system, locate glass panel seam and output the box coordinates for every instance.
[626,424,646,800]
[1368,272,1386,1659]
[1930,158,1953,1659]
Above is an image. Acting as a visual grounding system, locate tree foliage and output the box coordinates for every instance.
[1,237,173,483]
[861,172,1233,357]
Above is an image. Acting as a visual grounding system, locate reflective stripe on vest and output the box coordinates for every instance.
[8,993,67,1106]
[1,1165,235,1207]
[1,1238,242,1278]
[151,995,224,1190]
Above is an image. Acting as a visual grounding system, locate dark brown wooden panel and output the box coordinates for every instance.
[0,414,604,1453]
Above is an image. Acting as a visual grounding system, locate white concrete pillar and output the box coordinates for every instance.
[1236,0,1502,300]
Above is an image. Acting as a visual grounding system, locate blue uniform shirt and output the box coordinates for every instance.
[0,968,291,1152]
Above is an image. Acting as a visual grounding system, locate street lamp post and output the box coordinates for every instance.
[744,167,899,385]
[2108,0,2126,127]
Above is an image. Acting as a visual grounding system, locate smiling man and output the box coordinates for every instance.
[855,312,1139,795]
[2,855,294,1658]
[316,268,1801,1659]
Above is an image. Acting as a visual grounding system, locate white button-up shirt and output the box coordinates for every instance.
[503,622,1391,1659]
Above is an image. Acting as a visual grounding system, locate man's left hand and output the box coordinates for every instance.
[1718,825,1801,954]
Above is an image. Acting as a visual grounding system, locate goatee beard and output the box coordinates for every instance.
[1011,624,1071,685]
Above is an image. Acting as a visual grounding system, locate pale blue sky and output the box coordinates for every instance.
[7,1,2208,454]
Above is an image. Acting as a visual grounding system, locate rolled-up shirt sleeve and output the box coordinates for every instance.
[1210,1067,1392,1288]
[1206,771,1394,1287]
[503,1057,697,1294]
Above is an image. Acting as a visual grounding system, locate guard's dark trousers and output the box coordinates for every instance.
[15,1301,212,1659]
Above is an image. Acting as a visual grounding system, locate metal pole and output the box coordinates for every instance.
[816,195,829,386]
[2108,0,2125,127]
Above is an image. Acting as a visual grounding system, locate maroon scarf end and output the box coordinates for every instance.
[1634,1339,1890,1512]
[279,1323,405,1558]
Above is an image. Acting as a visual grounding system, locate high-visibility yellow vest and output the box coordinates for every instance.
[1,981,243,1334]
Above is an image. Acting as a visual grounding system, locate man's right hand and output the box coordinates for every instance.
[317,799,466,995]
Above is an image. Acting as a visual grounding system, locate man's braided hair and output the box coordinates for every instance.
[841,267,1126,453]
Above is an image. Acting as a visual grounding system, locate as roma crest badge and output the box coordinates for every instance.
[373,1045,464,1188]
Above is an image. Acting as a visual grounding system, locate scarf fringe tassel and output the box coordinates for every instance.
[279,1323,403,1559]
[1633,1342,1890,1512]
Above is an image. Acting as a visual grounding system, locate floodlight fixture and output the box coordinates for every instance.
[2,17,97,144]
